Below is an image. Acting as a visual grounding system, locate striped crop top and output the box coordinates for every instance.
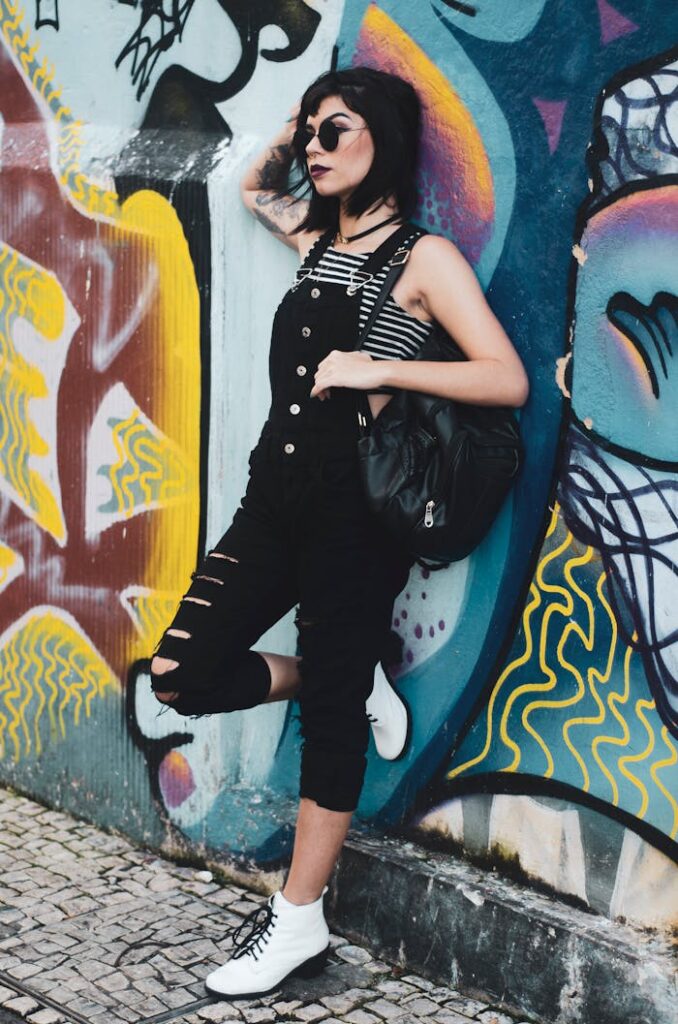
[297,245,434,362]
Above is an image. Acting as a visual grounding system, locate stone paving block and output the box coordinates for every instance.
[292,1004,331,1022]
[431,1012,477,1024]
[443,996,489,1017]
[0,956,22,970]
[25,985,72,1005]
[7,963,41,981]
[197,1005,243,1022]
[376,980,418,998]
[4,995,40,1016]
[363,961,393,975]
[363,997,408,1019]
[26,1010,66,1024]
[401,995,441,1015]
[159,986,196,1008]
[476,1013,515,1024]
[240,1008,277,1023]
[0,987,17,1004]
[96,972,130,993]
[130,995,166,1015]
[401,976,436,992]
[343,1011,382,1024]
[273,999,303,1013]
[320,987,372,1014]
[335,945,373,966]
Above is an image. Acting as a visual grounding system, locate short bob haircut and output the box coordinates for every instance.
[289,66,421,233]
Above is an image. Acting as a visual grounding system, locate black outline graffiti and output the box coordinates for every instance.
[588,44,678,209]
[117,0,322,103]
[607,291,677,399]
[559,422,678,737]
[437,0,477,16]
[35,0,59,30]
[115,0,197,101]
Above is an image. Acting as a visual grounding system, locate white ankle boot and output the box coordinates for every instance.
[366,662,411,761]
[205,889,330,999]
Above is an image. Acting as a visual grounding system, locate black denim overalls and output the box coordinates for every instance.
[150,226,413,812]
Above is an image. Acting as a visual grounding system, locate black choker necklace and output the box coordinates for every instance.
[335,213,401,245]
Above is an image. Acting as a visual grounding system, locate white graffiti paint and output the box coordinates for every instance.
[133,668,288,830]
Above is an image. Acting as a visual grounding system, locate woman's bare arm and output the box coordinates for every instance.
[241,111,311,252]
[386,235,529,406]
[310,236,529,408]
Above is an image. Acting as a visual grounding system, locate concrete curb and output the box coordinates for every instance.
[328,833,676,1024]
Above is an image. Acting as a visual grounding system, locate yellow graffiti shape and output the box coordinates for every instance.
[0,244,73,543]
[562,573,618,791]
[0,541,24,593]
[119,586,182,657]
[0,607,118,762]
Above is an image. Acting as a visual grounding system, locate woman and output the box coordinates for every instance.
[150,67,528,999]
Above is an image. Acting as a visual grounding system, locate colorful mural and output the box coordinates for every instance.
[0,0,201,813]
[1,0,676,928]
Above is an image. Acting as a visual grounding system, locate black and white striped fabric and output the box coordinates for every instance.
[304,246,434,361]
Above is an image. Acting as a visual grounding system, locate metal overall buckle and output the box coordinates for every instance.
[390,247,410,266]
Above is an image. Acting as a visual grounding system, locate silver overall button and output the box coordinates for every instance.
[289,403,301,415]
[301,326,311,337]
[310,287,321,298]
[284,443,295,455]
[296,365,307,377]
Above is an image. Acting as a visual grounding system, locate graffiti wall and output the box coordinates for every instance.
[0,1,676,931]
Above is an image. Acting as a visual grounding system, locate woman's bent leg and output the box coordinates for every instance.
[153,651,301,705]
[149,463,299,716]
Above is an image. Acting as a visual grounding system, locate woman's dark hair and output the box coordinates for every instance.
[289,66,421,232]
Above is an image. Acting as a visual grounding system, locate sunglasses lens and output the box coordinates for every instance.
[318,120,340,151]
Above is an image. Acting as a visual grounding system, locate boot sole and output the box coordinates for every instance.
[390,689,412,762]
[204,944,329,1000]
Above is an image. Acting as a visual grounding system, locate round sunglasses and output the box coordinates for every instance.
[295,117,368,154]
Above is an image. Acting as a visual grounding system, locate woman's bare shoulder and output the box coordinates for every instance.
[409,231,465,267]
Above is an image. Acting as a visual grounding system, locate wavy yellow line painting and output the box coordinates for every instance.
[0,244,74,543]
[447,504,676,838]
[0,607,118,762]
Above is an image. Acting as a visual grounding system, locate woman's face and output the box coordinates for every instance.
[301,94,375,202]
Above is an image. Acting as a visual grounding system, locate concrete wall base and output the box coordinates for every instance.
[328,833,676,1024]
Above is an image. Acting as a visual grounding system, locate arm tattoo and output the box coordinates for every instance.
[254,192,307,234]
[256,143,293,192]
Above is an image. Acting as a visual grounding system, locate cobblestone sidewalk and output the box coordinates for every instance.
[0,789,536,1024]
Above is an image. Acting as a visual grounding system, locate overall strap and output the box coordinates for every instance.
[299,227,336,272]
[353,224,427,352]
